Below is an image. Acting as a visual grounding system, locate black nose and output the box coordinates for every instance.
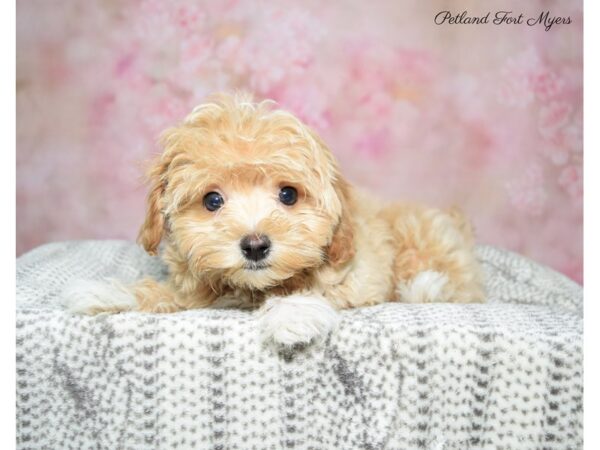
[240,235,271,262]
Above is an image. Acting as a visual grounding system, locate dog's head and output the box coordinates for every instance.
[138,93,354,290]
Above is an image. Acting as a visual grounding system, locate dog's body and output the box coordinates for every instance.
[68,93,484,346]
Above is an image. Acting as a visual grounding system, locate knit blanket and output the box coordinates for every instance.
[16,240,583,450]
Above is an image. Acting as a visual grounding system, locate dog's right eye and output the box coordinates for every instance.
[203,192,224,211]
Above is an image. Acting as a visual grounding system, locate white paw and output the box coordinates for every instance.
[397,270,449,303]
[62,279,138,315]
[257,294,340,346]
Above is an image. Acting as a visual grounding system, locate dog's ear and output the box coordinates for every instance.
[327,177,356,267]
[304,127,356,267]
[138,155,171,256]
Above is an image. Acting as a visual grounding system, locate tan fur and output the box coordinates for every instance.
[123,92,485,313]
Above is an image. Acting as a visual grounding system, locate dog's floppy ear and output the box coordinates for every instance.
[304,127,356,267]
[327,177,356,267]
[137,155,171,256]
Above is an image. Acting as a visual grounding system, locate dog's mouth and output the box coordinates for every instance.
[244,262,270,271]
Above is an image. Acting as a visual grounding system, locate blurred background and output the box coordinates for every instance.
[16,0,583,283]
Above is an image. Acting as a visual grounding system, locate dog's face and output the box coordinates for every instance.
[139,94,354,290]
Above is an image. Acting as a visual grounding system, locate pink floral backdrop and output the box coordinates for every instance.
[16,0,583,283]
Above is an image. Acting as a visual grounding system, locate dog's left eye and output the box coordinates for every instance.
[279,186,298,206]
[203,192,224,211]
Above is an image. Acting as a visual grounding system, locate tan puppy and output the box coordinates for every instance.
[67,93,485,346]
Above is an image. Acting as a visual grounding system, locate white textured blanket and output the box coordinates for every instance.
[16,241,582,449]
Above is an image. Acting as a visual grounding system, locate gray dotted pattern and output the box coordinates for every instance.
[16,241,582,449]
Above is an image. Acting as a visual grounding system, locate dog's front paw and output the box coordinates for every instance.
[62,279,137,315]
[257,294,340,347]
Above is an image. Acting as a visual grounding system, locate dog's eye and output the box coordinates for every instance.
[279,186,298,206]
[203,192,224,211]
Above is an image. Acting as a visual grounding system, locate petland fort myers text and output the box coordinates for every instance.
[434,11,571,31]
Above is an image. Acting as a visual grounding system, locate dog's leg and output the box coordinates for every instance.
[63,278,187,315]
[257,293,340,346]
[132,278,188,313]
[391,206,485,303]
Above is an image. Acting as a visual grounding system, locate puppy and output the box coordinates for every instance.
[67,92,485,346]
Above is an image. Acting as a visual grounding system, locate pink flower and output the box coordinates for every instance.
[538,101,572,139]
[531,70,565,102]
[496,48,568,108]
[496,48,542,107]
[558,165,583,200]
[173,4,205,32]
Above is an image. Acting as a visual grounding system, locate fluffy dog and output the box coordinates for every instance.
[67,92,485,346]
